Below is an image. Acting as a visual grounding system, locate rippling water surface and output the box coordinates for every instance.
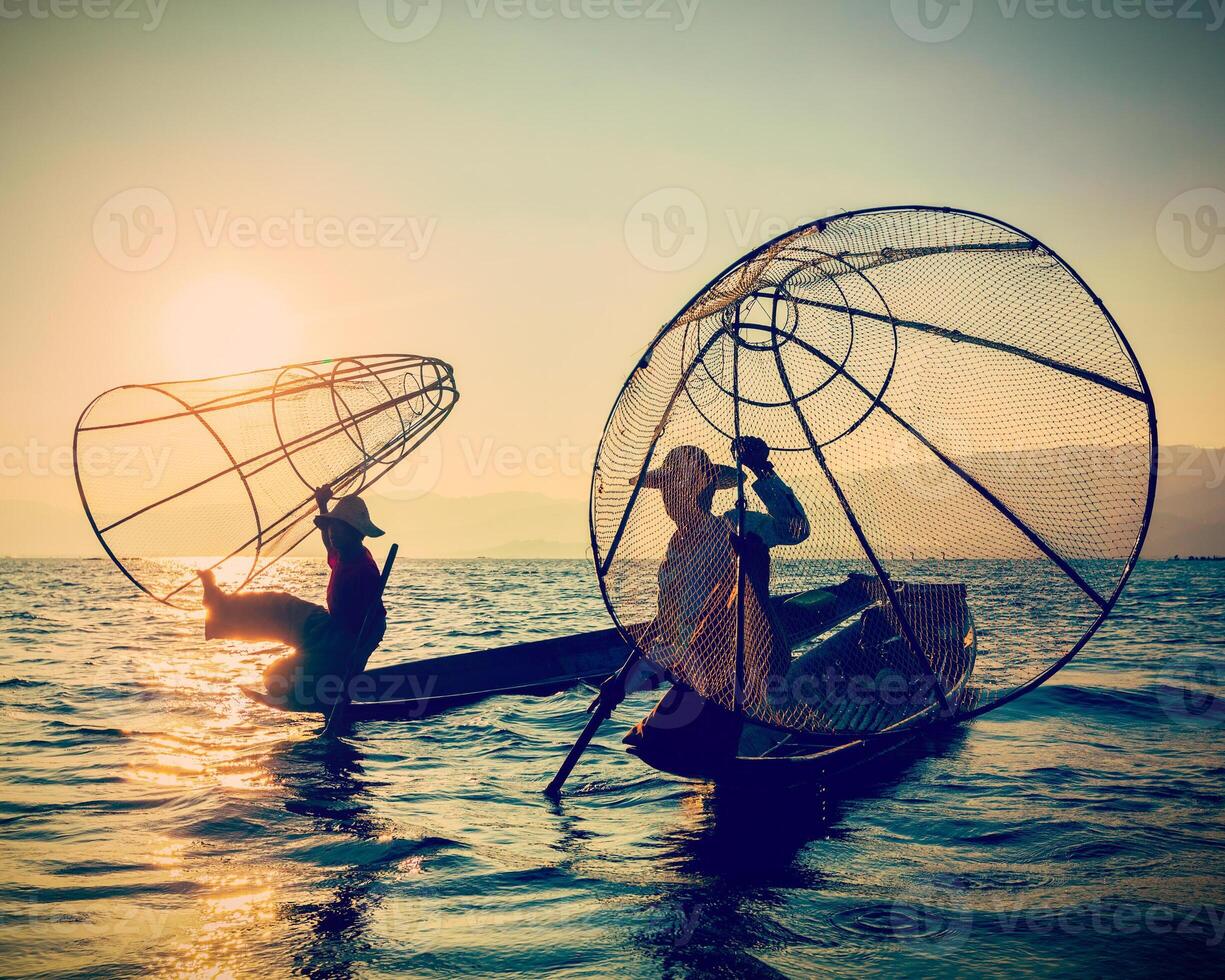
[1,558,1222,977]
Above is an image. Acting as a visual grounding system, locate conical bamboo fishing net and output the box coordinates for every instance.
[75,354,458,609]
[592,207,1155,737]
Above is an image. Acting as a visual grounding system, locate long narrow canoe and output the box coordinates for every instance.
[240,582,869,720]
[625,578,978,789]
[241,624,628,719]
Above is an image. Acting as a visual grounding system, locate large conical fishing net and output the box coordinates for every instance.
[75,354,458,609]
[592,207,1155,737]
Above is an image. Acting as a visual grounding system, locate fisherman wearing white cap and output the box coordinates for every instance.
[197,484,387,706]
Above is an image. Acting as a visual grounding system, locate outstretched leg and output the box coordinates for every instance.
[197,572,325,647]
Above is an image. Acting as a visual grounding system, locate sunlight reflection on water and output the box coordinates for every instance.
[0,558,1221,976]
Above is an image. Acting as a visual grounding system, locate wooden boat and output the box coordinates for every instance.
[624,578,978,790]
[240,625,628,720]
[239,584,864,720]
[242,575,976,792]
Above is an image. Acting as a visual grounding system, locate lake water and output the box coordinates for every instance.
[0,558,1222,977]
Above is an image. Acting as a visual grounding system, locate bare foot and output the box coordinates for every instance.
[197,569,222,605]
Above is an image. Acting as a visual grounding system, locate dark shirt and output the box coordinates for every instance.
[326,547,386,634]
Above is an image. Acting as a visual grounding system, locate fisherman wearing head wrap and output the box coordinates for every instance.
[196,485,388,707]
[623,436,809,769]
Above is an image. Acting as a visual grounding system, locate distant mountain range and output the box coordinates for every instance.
[2,446,1220,559]
[371,492,590,559]
[1142,447,1225,558]
[0,491,593,560]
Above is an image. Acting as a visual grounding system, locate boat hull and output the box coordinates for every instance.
[237,584,864,720]
[240,625,628,719]
[625,577,978,788]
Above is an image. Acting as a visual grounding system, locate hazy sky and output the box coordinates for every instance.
[1,0,1221,517]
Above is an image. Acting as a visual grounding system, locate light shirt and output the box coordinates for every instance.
[647,470,809,668]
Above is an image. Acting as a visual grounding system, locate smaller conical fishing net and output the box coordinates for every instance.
[592,207,1155,737]
[75,354,458,608]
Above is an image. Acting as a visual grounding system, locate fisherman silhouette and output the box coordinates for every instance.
[622,437,809,769]
[197,485,387,708]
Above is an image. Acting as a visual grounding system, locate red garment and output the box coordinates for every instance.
[326,547,386,634]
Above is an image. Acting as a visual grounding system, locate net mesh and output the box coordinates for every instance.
[592,207,1155,736]
[75,354,458,609]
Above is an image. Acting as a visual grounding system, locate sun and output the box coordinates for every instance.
[159,273,302,379]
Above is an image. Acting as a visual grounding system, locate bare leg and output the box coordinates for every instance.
[203,589,326,646]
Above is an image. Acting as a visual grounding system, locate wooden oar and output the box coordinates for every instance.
[544,645,646,797]
[320,543,398,738]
